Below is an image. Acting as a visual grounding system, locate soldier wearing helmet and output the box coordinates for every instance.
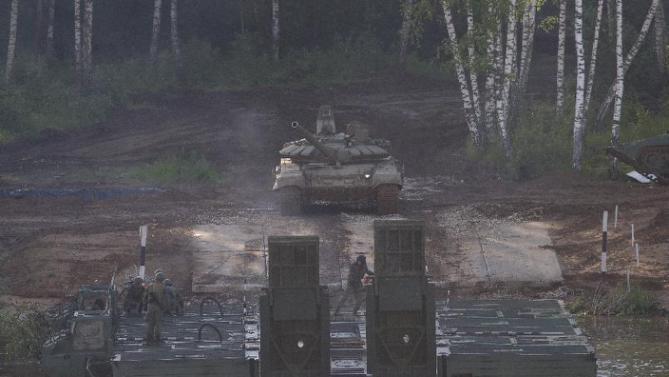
[124,276,145,316]
[145,271,167,345]
[334,254,374,316]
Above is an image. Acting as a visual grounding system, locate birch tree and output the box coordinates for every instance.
[150,0,163,63]
[518,0,537,95]
[466,0,483,131]
[399,0,415,64]
[584,0,605,114]
[442,0,482,147]
[272,0,280,61]
[556,0,567,114]
[5,0,19,83]
[497,0,518,159]
[595,0,660,128]
[655,1,666,74]
[611,0,624,147]
[170,0,182,69]
[572,0,586,170]
[82,0,94,76]
[483,5,501,134]
[46,0,56,58]
[33,0,44,52]
[74,0,82,75]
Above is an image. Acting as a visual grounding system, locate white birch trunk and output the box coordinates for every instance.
[484,8,500,134]
[596,0,660,128]
[5,0,19,83]
[556,0,567,114]
[399,0,414,64]
[584,0,604,114]
[518,0,537,94]
[272,0,280,61]
[170,0,182,69]
[74,0,82,74]
[655,0,666,73]
[498,0,518,159]
[150,0,162,63]
[572,0,587,171]
[442,1,482,147]
[82,0,93,76]
[466,0,483,130]
[612,0,624,146]
[46,0,56,58]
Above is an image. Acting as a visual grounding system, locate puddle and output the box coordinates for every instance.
[579,316,669,377]
[0,187,164,200]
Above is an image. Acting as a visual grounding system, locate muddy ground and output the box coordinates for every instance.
[1,78,668,310]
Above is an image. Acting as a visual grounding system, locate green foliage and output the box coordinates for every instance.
[569,284,660,317]
[0,309,50,361]
[130,151,222,185]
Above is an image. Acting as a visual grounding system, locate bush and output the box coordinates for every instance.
[567,284,660,316]
[0,309,50,361]
[130,151,222,185]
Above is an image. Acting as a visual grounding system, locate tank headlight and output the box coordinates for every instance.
[363,173,372,179]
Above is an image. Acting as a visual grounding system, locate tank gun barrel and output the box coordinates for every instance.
[291,121,340,164]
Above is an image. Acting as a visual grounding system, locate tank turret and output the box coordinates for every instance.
[606,133,669,183]
[290,121,351,165]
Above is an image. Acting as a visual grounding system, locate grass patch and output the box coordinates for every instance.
[568,284,660,317]
[130,152,222,185]
[0,308,50,361]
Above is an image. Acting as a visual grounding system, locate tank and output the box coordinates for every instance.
[273,105,403,215]
[606,133,669,183]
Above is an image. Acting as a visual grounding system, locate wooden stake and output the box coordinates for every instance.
[626,267,631,292]
[601,211,608,274]
[631,223,635,245]
[635,243,640,267]
[614,205,619,228]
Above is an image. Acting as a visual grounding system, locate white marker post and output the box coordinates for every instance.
[139,225,148,279]
[635,243,640,268]
[626,267,631,292]
[631,223,635,246]
[601,211,608,274]
[614,205,619,228]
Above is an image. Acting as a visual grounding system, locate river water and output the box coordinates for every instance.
[580,317,669,377]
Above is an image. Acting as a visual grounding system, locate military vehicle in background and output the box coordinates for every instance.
[607,133,669,183]
[273,105,403,215]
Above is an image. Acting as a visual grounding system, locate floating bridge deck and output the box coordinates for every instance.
[110,299,595,377]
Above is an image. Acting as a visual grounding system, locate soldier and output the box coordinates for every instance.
[334,255,374,316]
[164,279,183,315]
[145,271,166,345]
[124,276,145,316]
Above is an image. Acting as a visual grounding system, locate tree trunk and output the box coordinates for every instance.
[33,0,44,53]
[399,0,414,64]
[572,0,587,171]
[170,0,182,69]
[484,5,500,135]
[74,0,82,75]
[150,0,162,63]
[466,0,482,131]
[272,0,280,61]
[5,0,19,83]
[655,0,666,74]
[584,0,604,114]
[612,0,624,146]
[518,0,537,94]
[498,0,518,160]
[595,0,660,129]
[556,0,567,114]
[442,1,482,148]
[82,0,93,77]
[46,0,56,58]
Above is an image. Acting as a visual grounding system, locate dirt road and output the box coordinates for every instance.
[1,82,668,307]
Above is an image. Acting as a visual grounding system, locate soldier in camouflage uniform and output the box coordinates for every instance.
[124,276,145,316]
[145,271,166,345]
[334,255,374,316]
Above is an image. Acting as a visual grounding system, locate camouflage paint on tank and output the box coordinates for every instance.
[607,133,669,183]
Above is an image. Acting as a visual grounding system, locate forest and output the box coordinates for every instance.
[0,0,668,178]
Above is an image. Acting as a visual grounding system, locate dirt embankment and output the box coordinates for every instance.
[1,82,668,306]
